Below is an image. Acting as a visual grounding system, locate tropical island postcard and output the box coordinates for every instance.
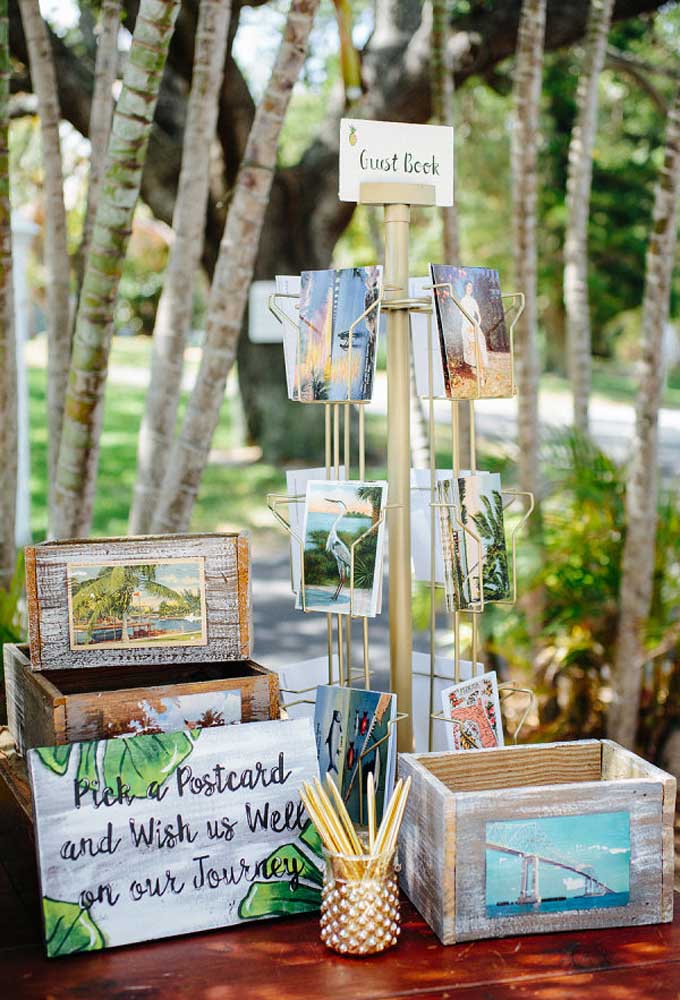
[314,684,397,825]
[300,480,387,617]
[67,558,207,650]
[295,266,382,402]
[459,471,511,604]
[430,265,512,400]
[485,811,631,918]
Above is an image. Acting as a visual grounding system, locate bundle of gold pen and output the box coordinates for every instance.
[300,774,412,955]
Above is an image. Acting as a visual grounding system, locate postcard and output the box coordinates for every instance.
[67,558,207,650]
[295,266,382,401]
[430,265,512,399]
[315,684,397,824]
[300,479,387,617]
[286,467,346,596]
[440,671,504,751]
[486,812,631,918]
[107,689,242,738]
[275,274,302,397]
[410,275,447,398]
[458,471,510,603]
[436,478,472,611]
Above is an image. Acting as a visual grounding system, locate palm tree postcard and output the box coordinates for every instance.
[67,558,208,650]
[440,671,504,751]
[436,478,473,611]
[295,266,382,401]
[430,265,512,400]
[458,472,511,604]
[314,684,397,825]
[300,480,387,617]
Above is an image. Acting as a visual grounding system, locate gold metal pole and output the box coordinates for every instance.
[428,310,436,753]
[325,401,333,684]
[384,201,414,752]
[344,403,352,685]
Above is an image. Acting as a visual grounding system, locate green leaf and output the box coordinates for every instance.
[35,745,73,776]
[300,819,324,858]
[77,741,98,786]
[263,843,323,887]
[43,897,105,958]
[100,731,197,798]
[238,881,321,920]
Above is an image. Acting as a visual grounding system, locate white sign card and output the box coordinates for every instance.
[248,280,281,344]
[339,119,454,206]
[28,718,321,957]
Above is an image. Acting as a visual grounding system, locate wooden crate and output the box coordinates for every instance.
[4,643,279,753]
[398,740,676,944]
[25,532,251,671]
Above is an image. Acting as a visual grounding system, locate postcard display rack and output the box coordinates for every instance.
[269,180,533,755]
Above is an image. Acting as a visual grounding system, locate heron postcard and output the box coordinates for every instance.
[430,265,512,399]
[485,812,631,918]
[294,266,382,401]
[440,671,504,752]
[314,684,397,825]
[300,480,388,617]
[66,558,207,650]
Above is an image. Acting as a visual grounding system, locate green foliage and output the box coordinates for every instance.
[238,819,323,919]
[43,897,105,958]
[0,550,24,648]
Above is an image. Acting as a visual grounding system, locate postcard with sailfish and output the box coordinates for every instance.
[314,685,397,825]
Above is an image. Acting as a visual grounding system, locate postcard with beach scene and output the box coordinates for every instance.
[300,480,387,617]
[440,671,504,751]
[485,811,631,918]
[314,685,397,824]
[67,558,207,650]
[286,466,346,597]
[295,266,382,401]
[458,471,511,604]
[106,690,242,738]
[430,265,512,400]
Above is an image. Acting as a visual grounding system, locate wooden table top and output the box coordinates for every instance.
[2,736,680,1000]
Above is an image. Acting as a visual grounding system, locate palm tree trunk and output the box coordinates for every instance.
[152,0,320,534]
[52,0,182,539]
[608,88,680,748]
[332,0,362,103]
[511,0,546,501]
[430,0,459,263]
[128,0,232,536]
[0,0,16,591]
[77,0,120,283]
[563,0,614,434]
[17,0,70,508]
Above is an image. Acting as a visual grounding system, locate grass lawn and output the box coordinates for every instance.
[543,361,680,409]
[28,336,285,542]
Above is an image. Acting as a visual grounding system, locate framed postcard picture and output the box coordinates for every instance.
[300,480,387,617]
[430,265,512,400]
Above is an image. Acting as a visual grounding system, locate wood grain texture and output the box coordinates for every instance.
[602,739,677,921]
[25,533,252,670]
[418,739,603,792]
[5,643,279,749]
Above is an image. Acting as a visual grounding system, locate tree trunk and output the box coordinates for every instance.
[17,0,70,510]
[430,0,459,263]
[52,0,182,539]
[77,0,120,281]
[129,0,232,536]
[511,0,546,501]
[0,0,16,591]
[152,0,320,534]
[563,0,614,433]
[608,87,680,748]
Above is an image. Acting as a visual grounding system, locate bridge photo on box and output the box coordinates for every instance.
[485,811,631,918]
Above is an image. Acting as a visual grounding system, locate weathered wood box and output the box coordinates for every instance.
[398,740,675,944]
[25,532,252,670]
[4,644,279,753]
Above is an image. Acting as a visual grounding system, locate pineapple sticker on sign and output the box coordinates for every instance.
[349,124,357,146]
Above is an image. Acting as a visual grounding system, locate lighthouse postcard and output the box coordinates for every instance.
[294,266,382,402]
[300,480,387,617]
[314,684,397,825]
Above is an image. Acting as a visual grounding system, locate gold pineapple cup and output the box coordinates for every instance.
[320,845,400,956]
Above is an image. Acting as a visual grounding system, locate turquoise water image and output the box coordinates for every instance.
[485,811,630,919]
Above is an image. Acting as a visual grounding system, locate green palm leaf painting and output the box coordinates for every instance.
[43,897,105,958]
[238,820,324,920]
[35,730,200,799]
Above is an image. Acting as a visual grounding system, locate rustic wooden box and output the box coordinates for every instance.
[25,532,252,671]
[398,740,675,944]
[4,643,279,753]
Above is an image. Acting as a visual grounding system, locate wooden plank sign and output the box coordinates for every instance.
[25,533,252,671]
[27,718,321,957]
